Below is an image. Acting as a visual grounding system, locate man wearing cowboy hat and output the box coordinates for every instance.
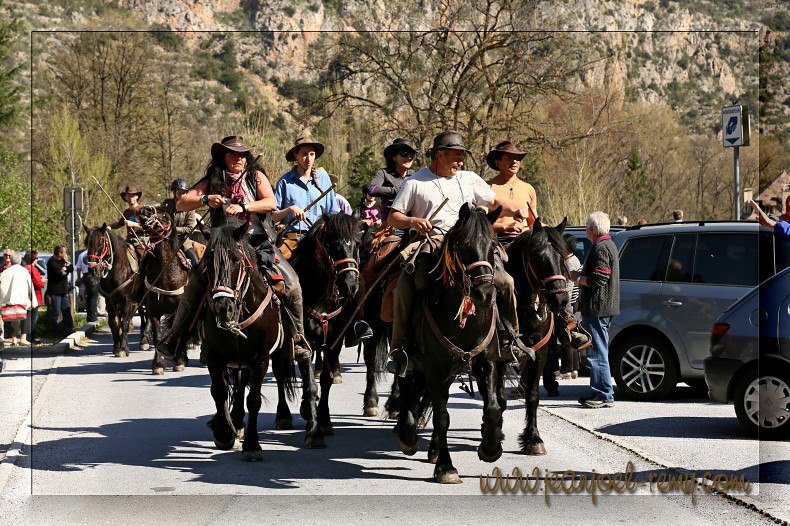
[486,141,537,239]
[366,138,418,220]
[161,178,200,267]
[385,131,530,374]
[272,134,338,249]
[110,186,150,266]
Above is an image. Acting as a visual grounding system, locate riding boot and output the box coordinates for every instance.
[493,259,533,361]
[159,268,206,360]
[387,254,429,375]
[557,309,589,350]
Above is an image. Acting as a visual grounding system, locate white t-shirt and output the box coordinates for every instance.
[390,167,495,232]
[76,251,90,274]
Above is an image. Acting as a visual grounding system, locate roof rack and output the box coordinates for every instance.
[627,220,759,230]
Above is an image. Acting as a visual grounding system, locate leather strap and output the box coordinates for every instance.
[237,285,274,330]
[423,302,497,367]
[144,276,185,296]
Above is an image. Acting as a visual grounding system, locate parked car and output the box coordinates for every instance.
[563,225,626,264]
[704,267,789,439]
[608,221,787,401]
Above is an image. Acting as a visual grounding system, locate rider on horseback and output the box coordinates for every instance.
[386,131,530,375]
[161,178,200,268]
[159,136,312,362]
[109,186,149,272]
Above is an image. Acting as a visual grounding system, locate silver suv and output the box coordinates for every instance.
[609,221,787,401]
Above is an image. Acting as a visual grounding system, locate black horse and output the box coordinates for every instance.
[287,212,363,435]
[84,224,140,358]
[201,223,315,459]
[504,218,571,455]
[391,204,505,484]
[136,205,190,375]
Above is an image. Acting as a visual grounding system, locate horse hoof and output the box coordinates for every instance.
[173,364,185,372]
[435,465,462,484]
[213,437,236,451]
[523,442,547,456]
[124,349,130,357]
[363,407,379,417]
[428,451,439,464]
[399,440,419,456]
[242,450,263,462]
[305,435,326,449]
[113,350,124,358]
[152,367,164,375]
[387,410,399,420]
[416,416,427,429]
[332,374,343,384]
[320,425,334,436]
[478,444,503,463]
[274,418,293,430]
[140,342,150,351]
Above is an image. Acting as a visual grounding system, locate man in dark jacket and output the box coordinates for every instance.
[577,211,620,408]
[47,244,74,335]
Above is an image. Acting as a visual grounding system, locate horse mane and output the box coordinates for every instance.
[508,223,568,259]
[304,212,358,244]
[207,226,267,291]
[435,207,496,284]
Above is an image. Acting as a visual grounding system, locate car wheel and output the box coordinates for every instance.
[733,365,790,440]
[612,335,679,401]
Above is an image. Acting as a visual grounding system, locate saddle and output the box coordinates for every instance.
[360,226,407,323]
[277,232,300,260]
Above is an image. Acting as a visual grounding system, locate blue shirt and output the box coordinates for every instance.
[275,167,338,233]
[775,221,790,240]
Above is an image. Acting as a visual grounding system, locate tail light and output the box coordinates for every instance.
[710,323,730,347]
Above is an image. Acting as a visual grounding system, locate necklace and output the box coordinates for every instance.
[508,184,514,199]
[433,174,467,216]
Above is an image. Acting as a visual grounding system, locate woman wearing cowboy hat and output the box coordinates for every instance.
[159,135,312,363]
[110,186,145,239]
[366,138,417,221]
[272,134,338,257]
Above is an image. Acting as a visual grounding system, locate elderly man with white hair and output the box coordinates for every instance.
[576,211,620,408]
[1,251,37,349]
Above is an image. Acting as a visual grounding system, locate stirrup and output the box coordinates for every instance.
[345,320,373,347]
[386,347,408,377]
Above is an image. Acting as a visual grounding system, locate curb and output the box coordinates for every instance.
[1,316,107,356]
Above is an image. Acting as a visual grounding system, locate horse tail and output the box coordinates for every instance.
[272,345,298,401]
[372,321,389,382]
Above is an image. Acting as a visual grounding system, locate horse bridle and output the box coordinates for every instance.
[87,230,113,278]
[209,246,256,337]
[141,207,171,252]
[522,249,569,298]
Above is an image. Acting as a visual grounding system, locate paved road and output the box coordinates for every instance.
[0,323,787,525]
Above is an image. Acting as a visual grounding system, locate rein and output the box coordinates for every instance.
[314,221,360,301]
[423,302,498,370]
[434,240,495,329]
[87,230,114,278]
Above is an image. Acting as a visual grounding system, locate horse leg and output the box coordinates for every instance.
[519,350,548,455]
[361,334,380,416]
[476,358,503,462]
[107,304,123,357]
[394,373,419,456]
[297,355,325,449]
[317,346,339,436]
[272,351,294,430]
[314,347,323,379]
[429,375,460,484]
[241,365,264,462]
[231,368,248,438]
[150,315,165,375]
[172,314,188,372]
[207,363,236,450]
[139,308,150,351]
[119,302,134,356]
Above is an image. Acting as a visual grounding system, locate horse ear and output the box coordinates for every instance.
[533,218,543,233]
[100,222,107,231]
[82,224,90,235]
[233,222,249,241]
[487,205,502,225]
[556,217,567,233]
[459,202,471,221]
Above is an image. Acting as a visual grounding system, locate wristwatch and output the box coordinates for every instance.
[201,194,210,205]
[241,202,249,213]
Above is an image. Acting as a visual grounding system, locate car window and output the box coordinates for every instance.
[666,234,695,283]
[694,233,758,287]
[619,235,671,281]
[574,238,591,263]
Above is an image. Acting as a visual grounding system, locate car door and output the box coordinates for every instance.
[660,232,759,371]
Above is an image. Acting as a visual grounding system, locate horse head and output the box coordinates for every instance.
[436,203,500,309]
[314,211,362,301]
[85,223,112,278]
[521,217,570,314]
[205,223,264,333]
[138,205,172,241]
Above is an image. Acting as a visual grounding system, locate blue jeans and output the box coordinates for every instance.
[582,315,614,402]
[49,294,74,335]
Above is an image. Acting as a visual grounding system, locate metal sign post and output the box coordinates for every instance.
[721,105,750,220]
[63,188,84,314]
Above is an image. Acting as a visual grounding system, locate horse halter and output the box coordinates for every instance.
[314,223,360,302]
[209,246,254,337]
[141,207,171,251]
[87,230,113,278]
[522,250,569,297]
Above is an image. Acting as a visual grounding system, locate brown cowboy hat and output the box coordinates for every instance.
[486,140,527,171]
[210,135,253,160]
[285,135,325,163]
[383,138,418,160]
[120,186,142,201]
[424,130,470,157]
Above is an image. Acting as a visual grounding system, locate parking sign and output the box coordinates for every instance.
[721,105,750,147]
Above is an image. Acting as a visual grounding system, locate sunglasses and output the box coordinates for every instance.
[398,150,416,158]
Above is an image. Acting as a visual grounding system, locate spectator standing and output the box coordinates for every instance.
[46,245,74,336]
[672,209,684,222]
[559,233,583,379]
[577,212,620,408]
[75,250,99,322]
[0,250,11,272]
[0,252,37,346]
[615,215,628,226]
[23,253,45,343]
